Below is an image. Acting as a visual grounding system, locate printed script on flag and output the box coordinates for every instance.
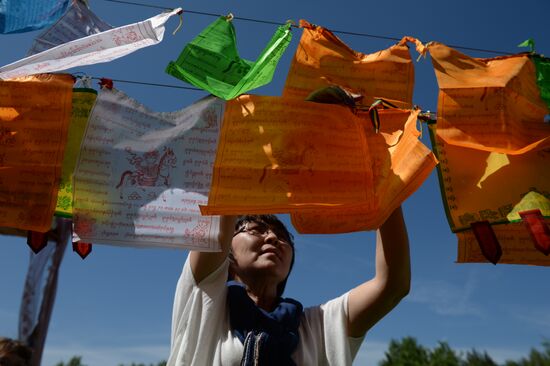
[55,88,97,217]
[73,89,224,250]
[0,8,181,79]
[201,95,437,233]
[0,74,73,232]
[283,20,416,108]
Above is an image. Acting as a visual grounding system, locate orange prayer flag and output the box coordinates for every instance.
[283,20,418,108]
[292,109,437,233]
[428,42,550,154]
[201,96,437,233]
[428,43,550,265]
[431,126,550,265]
[428,110,549,265]
[277,23,432,233]
[457,222,550,266]
[0,74,73,232]
[429,123,549,232]
[201,95,373,215]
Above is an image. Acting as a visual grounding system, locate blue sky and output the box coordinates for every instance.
[1,0,549,365]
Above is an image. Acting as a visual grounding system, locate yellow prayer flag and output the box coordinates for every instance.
[55,88,97,217]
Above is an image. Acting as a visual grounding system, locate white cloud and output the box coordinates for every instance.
[506,305,550,330]
[407,273,482,316]
[42,343,170,366]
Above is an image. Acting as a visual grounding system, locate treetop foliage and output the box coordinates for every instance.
[379,337,550,366]
[53,338,550,366]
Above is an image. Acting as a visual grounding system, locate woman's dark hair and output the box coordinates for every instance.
[229,214,295,297]
[0,337,32,366]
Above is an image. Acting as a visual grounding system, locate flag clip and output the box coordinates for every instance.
[98,78,113,90]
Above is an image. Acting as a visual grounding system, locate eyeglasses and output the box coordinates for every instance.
[234,222,291,246]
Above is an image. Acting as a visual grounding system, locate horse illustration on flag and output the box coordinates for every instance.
[116,146,177,199]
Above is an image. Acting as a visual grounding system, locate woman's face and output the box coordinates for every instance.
[230,221,294,285]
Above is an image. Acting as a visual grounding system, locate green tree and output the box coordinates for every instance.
[55,356,87,366]
[504,340,550,366]
[55,357,168,366]
[429,341,461,366]
[463,349,498,366]
[380,337,430,366]
[380,337,550,366]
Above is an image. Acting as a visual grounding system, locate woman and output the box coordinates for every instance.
[167,207,410,365]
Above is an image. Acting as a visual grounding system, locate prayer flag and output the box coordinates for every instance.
[201,95,437,233]
[166,16,292,100]
[429,123,549,265]
[531,54,550,109]
[428,42,550,154]
[201,96,372,215]
[54,88,97,217]
[73,88,224,250]
[0,8,181,79]
[27,0,112,55]
[428,124,549,231]
[292,108,437,233]
[428,43,550,265]
[19,217,70,365]
[0,0,69,34]
[278,23,429,232]
[0,73,73,232]
[283,20,417,108]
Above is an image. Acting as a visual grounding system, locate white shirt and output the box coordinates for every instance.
[167,258,364,365]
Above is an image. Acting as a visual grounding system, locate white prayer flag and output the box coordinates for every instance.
[19,218,70,363]
[73,88,224,250]
[0,7,181,79]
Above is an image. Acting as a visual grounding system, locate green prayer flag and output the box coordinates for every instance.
[518,38,536,52]
[166,16,292,100]
[531,54,550,109]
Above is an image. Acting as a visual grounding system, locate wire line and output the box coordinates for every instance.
[100,0,513,54]
[102,0,168,10]
[90,77,204,91]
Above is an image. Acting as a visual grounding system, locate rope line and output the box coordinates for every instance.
[90,76,204,91]
[100,0,513,55]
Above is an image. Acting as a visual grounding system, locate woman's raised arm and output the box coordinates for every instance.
[189,215,237,283]
[347,206,411,337]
